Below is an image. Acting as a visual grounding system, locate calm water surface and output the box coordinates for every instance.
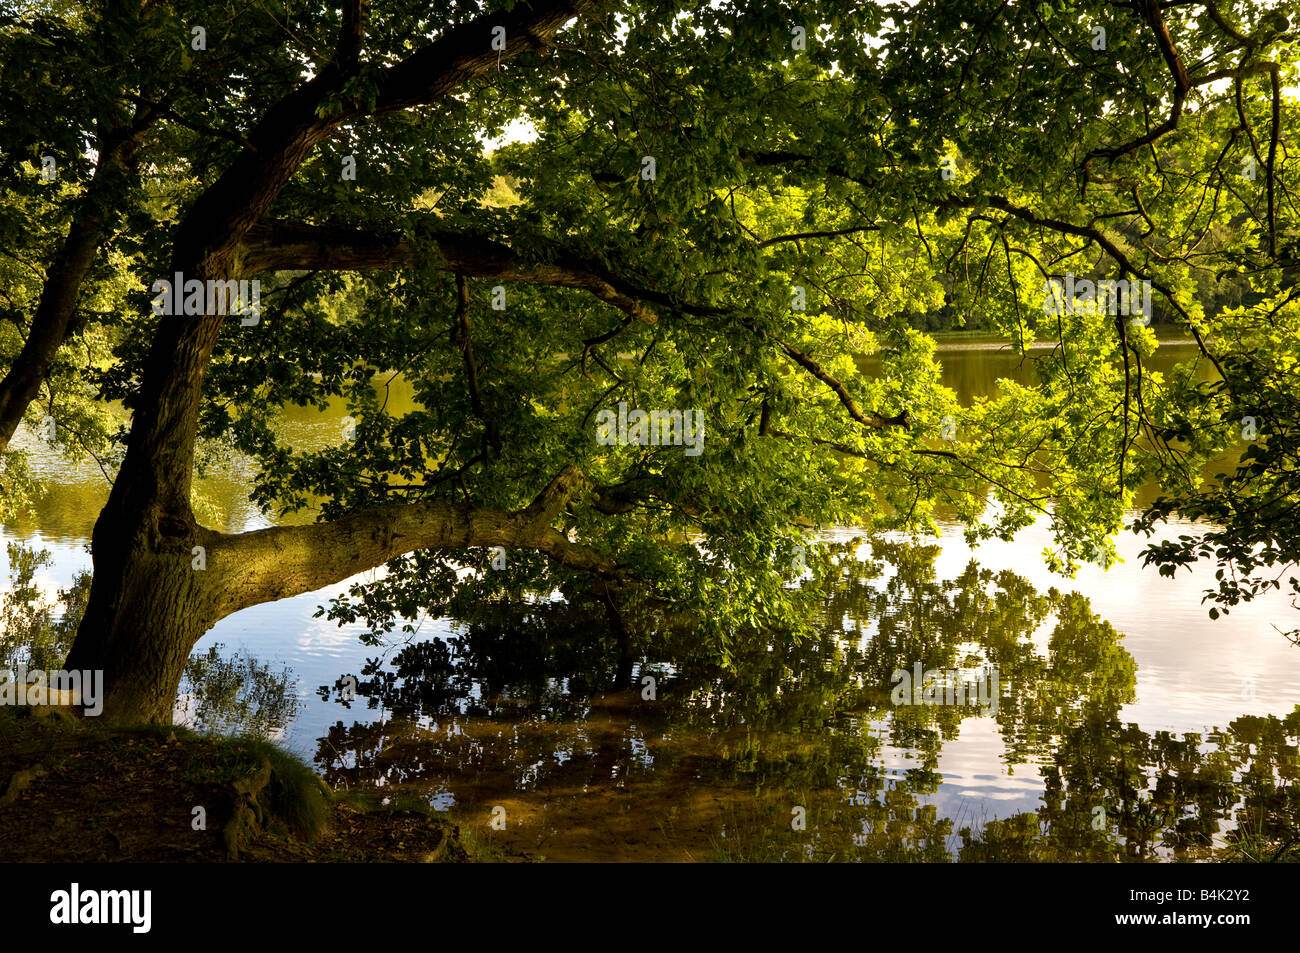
[4,338,1297,861]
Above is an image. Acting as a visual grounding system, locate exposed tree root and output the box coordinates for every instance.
[222,757,272,860]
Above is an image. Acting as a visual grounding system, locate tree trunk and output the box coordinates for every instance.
[63,524,217,725]
[63,282,230,723]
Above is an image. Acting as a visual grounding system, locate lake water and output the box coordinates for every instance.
[4,337,1297,861]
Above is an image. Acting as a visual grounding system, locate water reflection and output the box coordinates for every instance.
[175,643,302,739]
[304,541,1298,861]
[1,542,301,739]
[4,533,1294,861]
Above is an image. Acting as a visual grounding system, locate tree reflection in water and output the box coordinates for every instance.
[303,541,1297,861]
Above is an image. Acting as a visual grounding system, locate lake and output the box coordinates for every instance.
[4,336,1297,861]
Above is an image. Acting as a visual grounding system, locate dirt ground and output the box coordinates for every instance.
[0,707,470,862]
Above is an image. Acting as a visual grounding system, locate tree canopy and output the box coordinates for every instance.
[0,0,1296,720]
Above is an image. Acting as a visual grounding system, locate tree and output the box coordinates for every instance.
[0,0,1295,722]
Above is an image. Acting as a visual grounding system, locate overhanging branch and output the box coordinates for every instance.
[214,464,615,614]
[242,220,660,323]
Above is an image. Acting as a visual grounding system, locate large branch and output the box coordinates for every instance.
[245,219,912,432]
[1083,0,1191,169]
[373,0,595,114]
[589,475,708,519]
[932,194,1134,268]
[930,193,1230,381]
[213,465,614,614]
[242,219,661,322]
[180,1,601,271]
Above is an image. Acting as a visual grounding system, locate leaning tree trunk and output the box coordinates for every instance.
[62,53,342,724]
[63,248,234,722]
